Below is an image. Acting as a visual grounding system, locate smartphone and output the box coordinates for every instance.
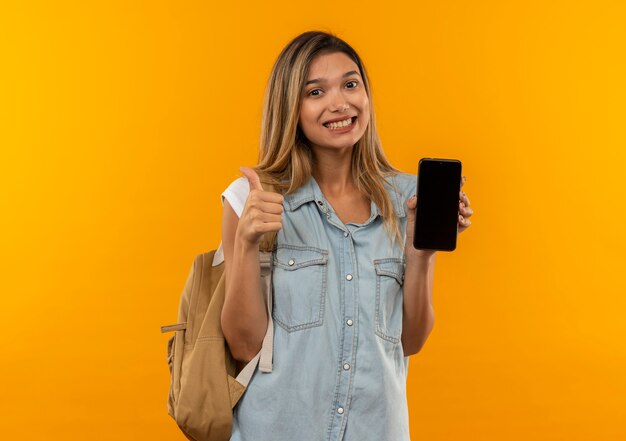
[413,158,462,251]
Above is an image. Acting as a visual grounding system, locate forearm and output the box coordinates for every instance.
[401,250,436,356]
[221,237,268,362]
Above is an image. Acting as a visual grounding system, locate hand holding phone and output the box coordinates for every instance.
[413,158,462,251]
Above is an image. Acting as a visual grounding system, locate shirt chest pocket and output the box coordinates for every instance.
[374,258,405,344]
[272,245,329,332]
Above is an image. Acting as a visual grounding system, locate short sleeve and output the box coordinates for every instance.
[221,176,250,219]
[392,172,418,207]
[404,173,418,200]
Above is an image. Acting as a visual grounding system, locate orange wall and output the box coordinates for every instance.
[1,1,625,440]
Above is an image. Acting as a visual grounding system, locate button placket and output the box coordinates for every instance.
[330,232,356,435]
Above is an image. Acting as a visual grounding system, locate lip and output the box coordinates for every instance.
[323,115,356,125]
[324,116,357,134]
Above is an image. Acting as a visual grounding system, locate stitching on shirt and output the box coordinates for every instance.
[374,258,403,344]
[340,237,360,438]
[272,245,328,332]
[326,235,346,440]
[373,258,404,284]
[273,244,329,269]
[386,174,406,218]
[286,194,316,211]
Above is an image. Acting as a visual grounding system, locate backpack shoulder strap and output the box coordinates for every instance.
[236,249,274,382]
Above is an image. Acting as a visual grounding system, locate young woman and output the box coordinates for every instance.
[219,31,473,441]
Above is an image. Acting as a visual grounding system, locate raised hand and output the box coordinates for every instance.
[236,166,284,246]
[404,175,474,258]
[458,176,473,234]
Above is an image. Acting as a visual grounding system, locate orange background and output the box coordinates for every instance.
[1,1,625,440]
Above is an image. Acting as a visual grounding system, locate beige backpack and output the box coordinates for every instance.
[161,238,275,440]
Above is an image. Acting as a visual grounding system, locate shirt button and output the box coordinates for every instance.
[337,407,344,414]
[343,231,349,237]
[346,319,353,326]
[343,363,350,370]
[346,274,353,281]
[288,259,295,266]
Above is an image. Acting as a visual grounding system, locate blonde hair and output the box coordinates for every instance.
[256,31,404,250]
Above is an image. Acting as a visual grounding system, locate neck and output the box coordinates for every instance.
[311,147,356,197]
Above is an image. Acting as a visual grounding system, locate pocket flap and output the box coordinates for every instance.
[374,259,405,285]
[274,245,328,270]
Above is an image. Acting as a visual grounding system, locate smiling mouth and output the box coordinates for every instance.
[323,116,357,129]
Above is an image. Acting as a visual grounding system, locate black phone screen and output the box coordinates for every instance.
[413,158,462,251]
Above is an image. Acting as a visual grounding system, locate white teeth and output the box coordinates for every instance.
[324,117,353,129]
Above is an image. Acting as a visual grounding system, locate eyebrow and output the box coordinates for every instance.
[304,70,361,86]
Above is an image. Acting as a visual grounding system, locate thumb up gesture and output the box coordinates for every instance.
[236,166,284,246]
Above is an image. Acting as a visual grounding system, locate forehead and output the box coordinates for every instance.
[306,52,360,79]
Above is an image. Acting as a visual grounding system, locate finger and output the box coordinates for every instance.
[460,175,467,189]
[256,191,284,204]
[463,192,470,207]
[258,200,284,214]
[459,190,470,207]
[254,222,282,233]
[460,207,473,218]
[240,166,263,192]
[254,212,283,223]
[459,202,473,217]
[406,194,417,209]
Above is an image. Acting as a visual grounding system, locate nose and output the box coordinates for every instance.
[329,89,350,112]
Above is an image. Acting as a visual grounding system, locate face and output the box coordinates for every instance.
[299,51,370,153]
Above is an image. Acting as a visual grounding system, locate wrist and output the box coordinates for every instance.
[235,233,261,254]
[405,246,436,264]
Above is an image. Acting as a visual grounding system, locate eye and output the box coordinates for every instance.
[345,80,358,89]
[307,89,322,97]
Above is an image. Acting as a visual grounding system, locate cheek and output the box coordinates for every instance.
[298,113,317,140]
[360,95,370,114]
[358,96,371,122]
[300,106,321,130]
[299,112,311,128]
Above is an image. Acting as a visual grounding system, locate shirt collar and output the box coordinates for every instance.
[284,174,406,219]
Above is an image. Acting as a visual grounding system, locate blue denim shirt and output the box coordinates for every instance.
[230,172,418,441]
